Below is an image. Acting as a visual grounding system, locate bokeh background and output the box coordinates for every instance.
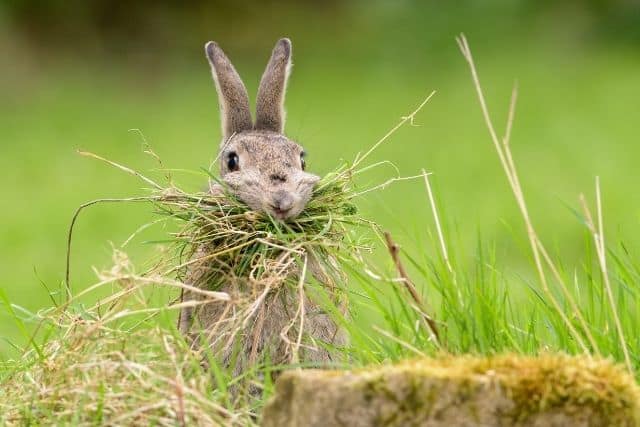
[1,0,639,355]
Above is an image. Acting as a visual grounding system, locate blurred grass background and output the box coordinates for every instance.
[1,0,639,354]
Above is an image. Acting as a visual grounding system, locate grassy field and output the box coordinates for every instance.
[1,2,640,422]
[2,35,639,352]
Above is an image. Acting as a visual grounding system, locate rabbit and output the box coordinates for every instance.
[177,38,347,381]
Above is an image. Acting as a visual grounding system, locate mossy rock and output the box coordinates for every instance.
[262,354,640,427]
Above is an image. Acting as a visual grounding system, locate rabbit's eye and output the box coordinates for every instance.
[227,152,239,171]
[300,152,306,170]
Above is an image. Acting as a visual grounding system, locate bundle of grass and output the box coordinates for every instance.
[160,165,370,382]
[167,165,360,291]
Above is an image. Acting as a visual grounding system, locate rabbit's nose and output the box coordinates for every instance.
[270,173,287,183]
[272,191,295,212]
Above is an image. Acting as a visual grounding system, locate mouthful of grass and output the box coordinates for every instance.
[161,166,363,293]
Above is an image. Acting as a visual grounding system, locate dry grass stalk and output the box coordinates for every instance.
[457,34,598,353]
[579,178,633,374]
[422,170,454,279]
[384,231,440,345]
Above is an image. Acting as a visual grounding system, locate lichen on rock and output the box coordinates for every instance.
[262,354,640,427]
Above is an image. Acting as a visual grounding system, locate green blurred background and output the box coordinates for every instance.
[1,0,639,355]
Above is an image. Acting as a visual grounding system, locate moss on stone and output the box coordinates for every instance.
[262,354,640,427]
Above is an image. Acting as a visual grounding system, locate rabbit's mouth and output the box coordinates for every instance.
[267,189,301,221]
[269,206,294,220]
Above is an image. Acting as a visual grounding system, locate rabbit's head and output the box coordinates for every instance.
[205,38,319,221]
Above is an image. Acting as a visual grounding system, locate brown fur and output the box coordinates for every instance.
[220,131,318,220]
[205,42,253,138]
[255,39,291,133]
[178,39,346,377]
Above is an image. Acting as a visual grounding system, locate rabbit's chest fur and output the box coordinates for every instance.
[180,244,346,375]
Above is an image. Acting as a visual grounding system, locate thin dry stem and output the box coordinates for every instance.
[280,254,309,365]
[383,231,440,345]
[579,179,632,373]
[77,150,165,190]
[351,173,429,198]
[457,34,594,353]
[65,197,160,298]
[371,325,427,357]
[353,91,436,169]
[422,170,455,281]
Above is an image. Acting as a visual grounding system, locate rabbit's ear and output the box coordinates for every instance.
[205,42,253,141]
[255,38,292,133]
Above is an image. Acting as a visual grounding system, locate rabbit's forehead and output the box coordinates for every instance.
[229,133,302,161]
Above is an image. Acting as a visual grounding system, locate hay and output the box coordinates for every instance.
[1,251,252,426]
